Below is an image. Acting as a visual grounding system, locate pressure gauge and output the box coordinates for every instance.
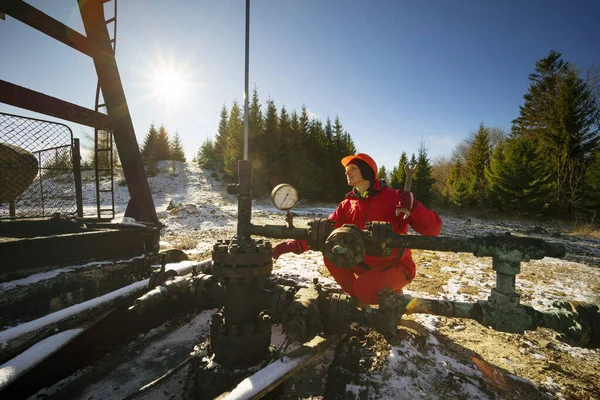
[271,183,299,211]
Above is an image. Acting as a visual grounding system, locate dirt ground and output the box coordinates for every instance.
[159,211,600,400]
[276,248,600,400]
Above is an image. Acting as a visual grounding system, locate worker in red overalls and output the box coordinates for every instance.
[272,153,442,304]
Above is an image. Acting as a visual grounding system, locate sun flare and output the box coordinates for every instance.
[151,66,187,104]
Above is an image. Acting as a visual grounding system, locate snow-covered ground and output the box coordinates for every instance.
[2,161,599,399]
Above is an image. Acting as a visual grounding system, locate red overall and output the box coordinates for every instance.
[308,180,442,304]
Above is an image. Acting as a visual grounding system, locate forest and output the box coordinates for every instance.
[140,51,599,225]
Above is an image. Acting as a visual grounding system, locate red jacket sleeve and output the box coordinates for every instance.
[328,201,347,228]
[407,200,442,236]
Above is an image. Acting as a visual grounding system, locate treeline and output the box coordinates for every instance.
[432,51,599,222]
[196,89,357,201]
[194,50,598,223]
[140,124,186,175]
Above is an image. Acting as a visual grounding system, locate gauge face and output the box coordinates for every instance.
[271,183,299,210]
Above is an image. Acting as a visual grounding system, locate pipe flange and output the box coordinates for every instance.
[365,221,395,257]
[323,224,366,269]
[307,218,335,251]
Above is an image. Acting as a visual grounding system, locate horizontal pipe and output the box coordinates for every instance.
[219,334,346,400]
[401,296,483,321]
[248,223,309,240]
[0,260,201,365]
[389,233,565,260]
[0,329,83,390]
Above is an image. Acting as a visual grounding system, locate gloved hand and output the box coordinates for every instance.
[272,240,305,260]
[395,191,416,219]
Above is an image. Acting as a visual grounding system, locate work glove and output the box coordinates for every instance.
[272,240,305,260]
[395,191,416,219]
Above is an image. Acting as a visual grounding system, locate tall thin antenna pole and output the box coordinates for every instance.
[243,0,250,160]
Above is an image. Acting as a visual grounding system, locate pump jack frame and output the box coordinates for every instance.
[0,0,160,272]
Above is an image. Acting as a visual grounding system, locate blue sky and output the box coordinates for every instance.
[1,0,599,173]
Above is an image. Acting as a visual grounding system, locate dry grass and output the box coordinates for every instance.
[162,233,201,251]
[568,223,600,239]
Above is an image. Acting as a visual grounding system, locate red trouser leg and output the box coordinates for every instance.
[353,266,408,305]
[324,257,357,296]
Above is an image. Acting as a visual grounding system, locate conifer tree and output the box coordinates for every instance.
[223,101,243,178]
[170,131,186,162]
[214,105,229,170]
[512,51,599,216]
[140,124,158,164]
[155,125,171,161]
[375,165,387,182]
[197,137,219,170]
[391,152,408,189]
[444,159,463,204]
[248,88,263,162]
[330,117,351,198]
[581,148,600,222]
[261,99,281,187]
[486,135,552,216]
[248,89,266,194]
[410,153,417,166]
[390,166,400,189]
[291,106,312,195]
[463,123,492,207]
[413,142,436,206]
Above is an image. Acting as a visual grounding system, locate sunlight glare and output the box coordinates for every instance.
[151,66,187,105]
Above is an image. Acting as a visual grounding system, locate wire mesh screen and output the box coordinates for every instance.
[0,112,76,219]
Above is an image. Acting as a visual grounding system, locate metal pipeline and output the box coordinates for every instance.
[218,333,346,400]
[248,223,309,240]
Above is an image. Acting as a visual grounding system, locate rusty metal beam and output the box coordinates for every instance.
[0,80,112,129]
[0,0,95,58]
[77,0,158,228]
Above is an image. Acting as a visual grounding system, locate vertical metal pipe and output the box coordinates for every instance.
[73,138,84,218]
[243,0,250,160]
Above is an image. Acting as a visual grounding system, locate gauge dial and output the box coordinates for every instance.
[271,183,299,211]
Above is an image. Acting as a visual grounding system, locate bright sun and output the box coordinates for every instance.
[149,64,192,109]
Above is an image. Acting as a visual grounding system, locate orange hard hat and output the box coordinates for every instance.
[341,153,377,177]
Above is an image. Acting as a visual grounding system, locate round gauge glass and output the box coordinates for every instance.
[270,183,299,210]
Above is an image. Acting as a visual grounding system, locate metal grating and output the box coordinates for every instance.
[0,112,76,219]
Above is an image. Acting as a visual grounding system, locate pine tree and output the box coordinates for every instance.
[155,125,171,161]
[512,51,599,216]
[390,166,400,189]
[248,88,263,163]
[169,131,186,162]
[261,98,281,188]
[248,89,266,194]
[390,152,408,189]
[580,148,600,222]
[197,137,219,170]
[330,117,352,199]
[486,135,552,216]
[444,159,463,204]
[291,105,312,196]
[214,105,229,171]
[223,101,243,178]
[463,123,492,207]
[413,142,436,206]
[376,165,388,182]
[140,124,158,164]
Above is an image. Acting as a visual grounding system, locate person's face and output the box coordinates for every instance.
[345,163,364,186]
